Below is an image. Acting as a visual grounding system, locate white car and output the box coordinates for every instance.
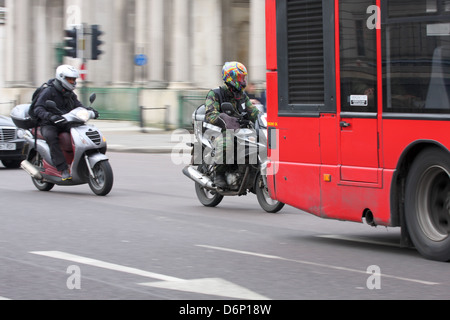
[0,116,29,168]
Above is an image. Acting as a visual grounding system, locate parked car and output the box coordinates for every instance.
[0,115,29,168]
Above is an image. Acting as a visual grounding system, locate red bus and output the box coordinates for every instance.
[265,0,450,261]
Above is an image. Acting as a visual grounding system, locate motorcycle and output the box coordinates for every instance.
[183,102,284,213]
[15,94,114,196]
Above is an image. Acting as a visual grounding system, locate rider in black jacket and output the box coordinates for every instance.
[34,65,98,181]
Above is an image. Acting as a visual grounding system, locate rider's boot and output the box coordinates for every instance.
[62,168,72,181]
[213,165,227,188]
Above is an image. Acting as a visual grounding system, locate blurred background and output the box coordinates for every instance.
[0,0,267,129]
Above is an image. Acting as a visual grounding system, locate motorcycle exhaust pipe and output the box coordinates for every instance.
[21,160,43,180]
[182,166,215,189]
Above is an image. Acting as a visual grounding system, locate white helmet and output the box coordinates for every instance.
[55,65,79,91]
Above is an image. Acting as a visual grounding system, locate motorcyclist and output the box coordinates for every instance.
[33,65,99,181]
[204,61,260,188]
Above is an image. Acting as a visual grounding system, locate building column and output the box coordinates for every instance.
[133,0,166,88]
[168,0,191,88]
[134,0,148,86]
[5,0,33,87]
[148,0,167,88]
[111,0,134,85]
[0,8,5,88]
[33,0,49,86]
[249,0,266,85]
[192,0,222,89]
[82,0,114,86]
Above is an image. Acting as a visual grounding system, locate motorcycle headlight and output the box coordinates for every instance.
[260,114,267,128]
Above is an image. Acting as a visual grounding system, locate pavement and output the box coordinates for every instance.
[90,120,193,154]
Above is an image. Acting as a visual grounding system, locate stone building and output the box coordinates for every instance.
[0,0,267,127]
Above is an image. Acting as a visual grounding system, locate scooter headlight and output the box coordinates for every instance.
[76,109,91,122]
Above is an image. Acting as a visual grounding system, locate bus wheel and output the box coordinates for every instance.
[405,147,450,261]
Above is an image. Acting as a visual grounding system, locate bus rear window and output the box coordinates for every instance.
[383,2,450,114]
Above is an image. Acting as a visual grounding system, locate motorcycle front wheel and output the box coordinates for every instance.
[194,164,224,207]
[255,173,285,213]
[88,160,114,196]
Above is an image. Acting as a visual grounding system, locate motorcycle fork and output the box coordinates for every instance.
[85,154,96,179]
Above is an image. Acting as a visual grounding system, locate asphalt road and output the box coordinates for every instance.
[0,153,449,303]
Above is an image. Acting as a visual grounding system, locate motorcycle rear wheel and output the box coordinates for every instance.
[255,173,284,213]
[31,154,55,192]
[88,160,114,196]
[195,164,224,207]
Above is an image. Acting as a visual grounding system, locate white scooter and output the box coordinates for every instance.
[15,94,114,196]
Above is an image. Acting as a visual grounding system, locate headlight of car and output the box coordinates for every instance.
[16,128,26,139]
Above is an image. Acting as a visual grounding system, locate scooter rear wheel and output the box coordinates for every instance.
[88,160,114,196]
[31,154,55,192]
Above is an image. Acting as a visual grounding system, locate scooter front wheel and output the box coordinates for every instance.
[31,154,55,192]
[88,160,114,196]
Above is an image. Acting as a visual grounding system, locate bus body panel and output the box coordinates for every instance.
[320,166,394,224]
[265,0,450,228]
[274,162,321,216]
[265,0,277,71]
[383,119,450,169]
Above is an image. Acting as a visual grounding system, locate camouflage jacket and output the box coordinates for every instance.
[205,85,259,129]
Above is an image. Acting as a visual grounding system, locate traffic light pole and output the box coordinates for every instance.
[62,24,104,104]
[63,24,103,61]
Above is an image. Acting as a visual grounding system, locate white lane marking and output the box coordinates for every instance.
[141,278,270,300]
[30,251,181,282]
[30,251,269,300]
[0,296,11,300]
[197,245,440,286]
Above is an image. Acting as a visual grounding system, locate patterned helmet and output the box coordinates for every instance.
[222,61,248,92]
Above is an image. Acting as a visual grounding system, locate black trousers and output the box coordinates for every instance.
[41,125,70,172]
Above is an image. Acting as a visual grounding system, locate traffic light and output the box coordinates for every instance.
[64,27,78,58]
[91,25,104,60]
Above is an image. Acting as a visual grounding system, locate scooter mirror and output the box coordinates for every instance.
[89,93,97,104]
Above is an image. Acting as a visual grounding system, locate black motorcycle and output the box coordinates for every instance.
[183,102,284,213]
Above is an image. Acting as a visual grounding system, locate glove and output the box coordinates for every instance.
[87,107,99,119]
[218,113,240,130]
[50,115,66,125]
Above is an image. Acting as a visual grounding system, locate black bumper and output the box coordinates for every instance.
[0,140,29,161]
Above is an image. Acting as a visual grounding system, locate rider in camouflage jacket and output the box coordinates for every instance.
[204,62,260,188]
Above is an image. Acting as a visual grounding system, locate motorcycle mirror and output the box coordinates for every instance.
[221,102,234,116]
[89,93,97,104]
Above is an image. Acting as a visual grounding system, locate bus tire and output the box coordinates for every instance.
[405,147,450,262]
